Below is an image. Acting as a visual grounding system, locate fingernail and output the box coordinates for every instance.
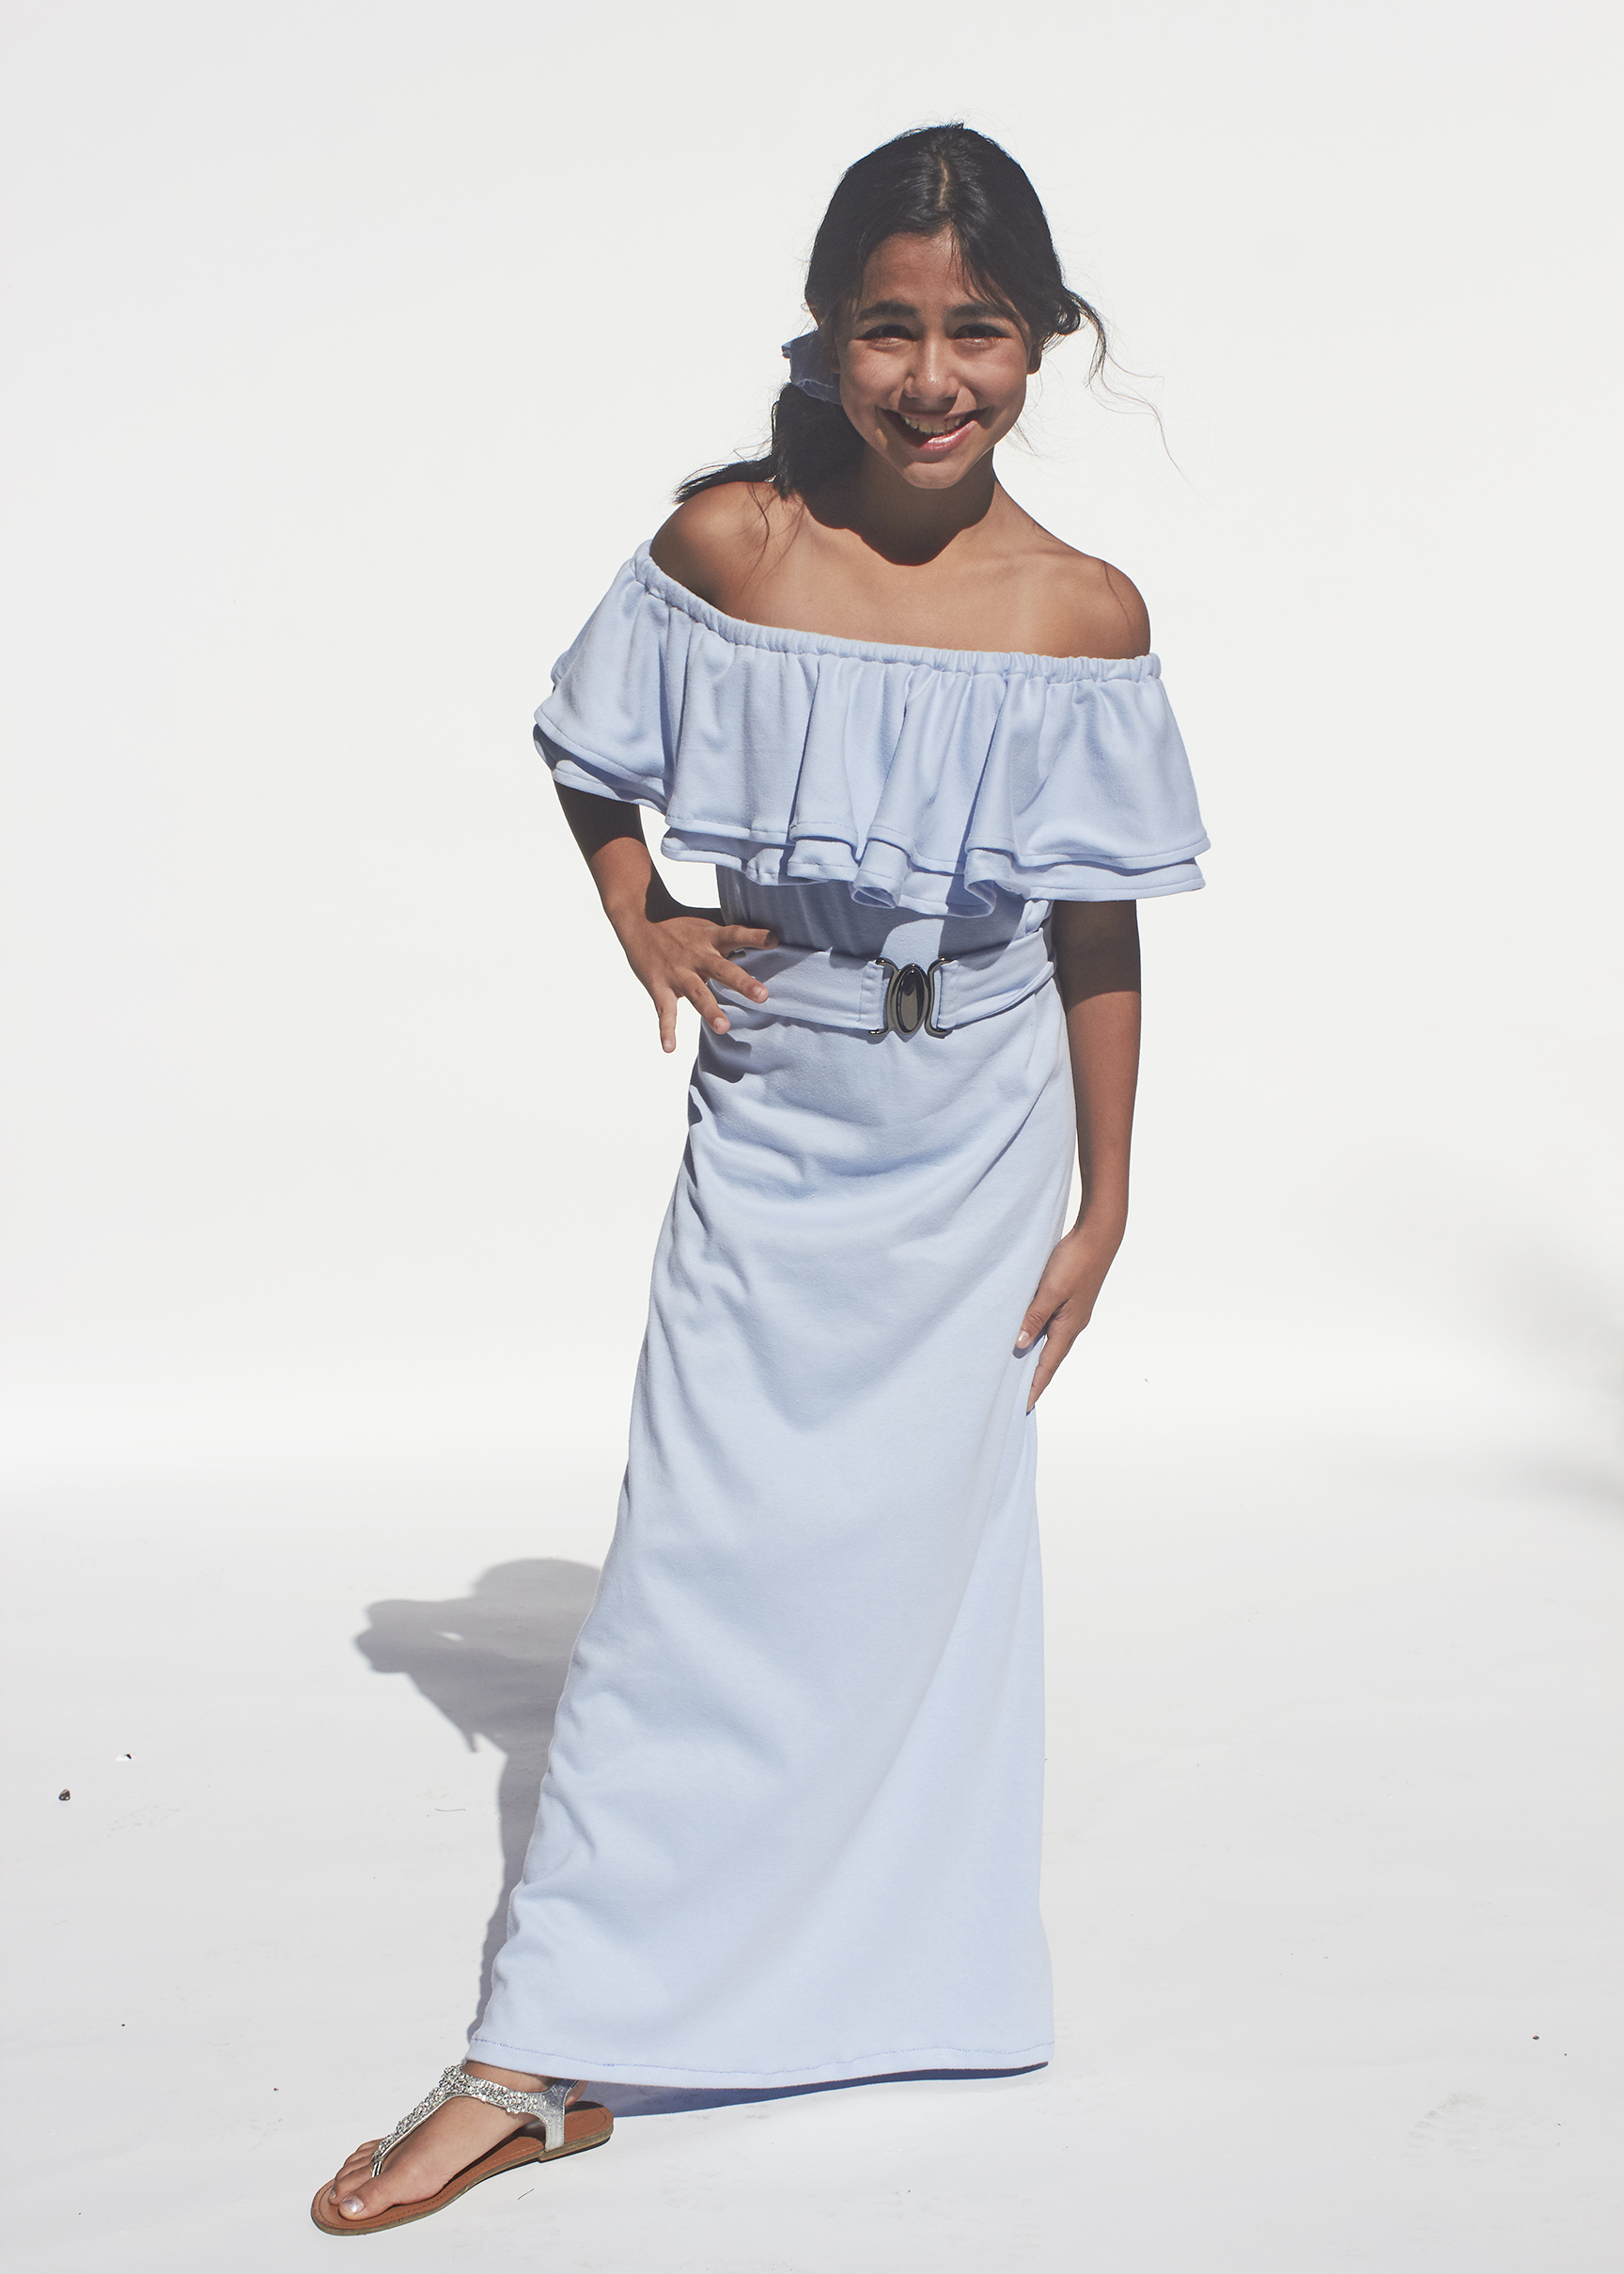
[339,2199,365,2217]
[1015,1332,1030,1348]
[752,987,767,1001]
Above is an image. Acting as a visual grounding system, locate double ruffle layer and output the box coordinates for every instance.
[537,546,1208,914]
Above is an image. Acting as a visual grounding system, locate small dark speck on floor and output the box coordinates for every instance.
[58,1789,70,1800]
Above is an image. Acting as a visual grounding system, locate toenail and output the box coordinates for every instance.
[339,2199,365,2216]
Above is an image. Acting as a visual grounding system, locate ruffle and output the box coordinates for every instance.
[537,545,1208,915]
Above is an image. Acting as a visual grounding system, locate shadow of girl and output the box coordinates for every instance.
[353,1558,601,2033]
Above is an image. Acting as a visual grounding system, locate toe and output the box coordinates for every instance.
[328,2143,430,2220]
[332,2180,383,2220]
[325,2144,382,2205]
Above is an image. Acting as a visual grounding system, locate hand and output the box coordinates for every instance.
[614,907,778,1053]
[1015,1212,1127,1411]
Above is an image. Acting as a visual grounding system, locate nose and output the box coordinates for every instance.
[900,337,960,405]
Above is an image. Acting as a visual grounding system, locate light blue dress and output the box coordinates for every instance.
[467,545,1206,2089]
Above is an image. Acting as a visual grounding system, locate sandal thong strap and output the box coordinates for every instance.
[370,2066,579,2176]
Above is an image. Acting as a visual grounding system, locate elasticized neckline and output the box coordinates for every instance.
[632,545,1163,683]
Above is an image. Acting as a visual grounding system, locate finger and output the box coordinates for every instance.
[710,956,770,1003]
[1026,1319,1080,1410]
[1014,1278,1064,1351]
[718,926,778,949]
[684,977,730,1034]
[655,986,679,1054]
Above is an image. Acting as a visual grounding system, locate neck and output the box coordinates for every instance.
[835,448,1002,567]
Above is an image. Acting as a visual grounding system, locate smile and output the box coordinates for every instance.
[881,407,981,454]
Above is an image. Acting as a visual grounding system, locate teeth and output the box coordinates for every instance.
[898,413,970,436]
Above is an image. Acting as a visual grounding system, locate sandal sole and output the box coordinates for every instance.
[310,2108,613,2235]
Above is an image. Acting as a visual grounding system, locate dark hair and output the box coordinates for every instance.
[678,123,1105,504]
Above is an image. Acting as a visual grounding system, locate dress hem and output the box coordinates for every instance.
[463,2035,1054,2089]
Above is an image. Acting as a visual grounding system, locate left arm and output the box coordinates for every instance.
[1016,900,1142,1409]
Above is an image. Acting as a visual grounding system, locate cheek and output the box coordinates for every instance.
[838,358,894,414]
[982,360,1030,420]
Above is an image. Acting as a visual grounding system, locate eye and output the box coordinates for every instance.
[954,323,1010,340]
[857,323,914,341]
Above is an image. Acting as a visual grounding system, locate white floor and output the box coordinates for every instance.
[5,1339,1620,2274]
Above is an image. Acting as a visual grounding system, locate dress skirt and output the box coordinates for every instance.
[468,886,1076,2088]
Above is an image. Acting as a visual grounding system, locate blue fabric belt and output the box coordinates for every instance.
[716,926,1054,1038]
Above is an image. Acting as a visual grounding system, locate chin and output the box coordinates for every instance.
[893,454,988,489]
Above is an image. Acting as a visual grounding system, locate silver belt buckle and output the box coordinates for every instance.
[871,955,953,1038]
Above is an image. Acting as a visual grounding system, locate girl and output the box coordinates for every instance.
[315,120,1205,2237]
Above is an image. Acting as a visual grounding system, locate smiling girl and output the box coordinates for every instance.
[315,122,1206,2236]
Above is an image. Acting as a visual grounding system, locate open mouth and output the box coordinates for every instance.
[881,407,982,456]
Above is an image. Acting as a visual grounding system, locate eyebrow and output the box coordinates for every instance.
[853,297,1013,323]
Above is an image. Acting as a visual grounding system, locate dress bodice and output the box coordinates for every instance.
[536,543,1208,921]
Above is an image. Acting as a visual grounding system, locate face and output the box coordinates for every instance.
[828,229,1037,490]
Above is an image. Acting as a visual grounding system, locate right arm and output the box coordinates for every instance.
[648,480,784,614]
[555,783,775,1054]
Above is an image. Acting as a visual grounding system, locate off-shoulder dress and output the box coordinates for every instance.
[466,544,1207,2090]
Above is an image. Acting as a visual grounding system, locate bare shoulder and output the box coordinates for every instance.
[1019,526,1151,660]
[648,483,792,608]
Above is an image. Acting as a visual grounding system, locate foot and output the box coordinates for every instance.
[323,2063,565,2223]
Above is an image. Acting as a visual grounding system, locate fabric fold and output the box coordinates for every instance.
[537,544,1208,916]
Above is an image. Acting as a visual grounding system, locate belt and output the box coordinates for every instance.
[715,926,1054,1039]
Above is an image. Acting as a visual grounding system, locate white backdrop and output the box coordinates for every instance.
[2,5,1621,2271]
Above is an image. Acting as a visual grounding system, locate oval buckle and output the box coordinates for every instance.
[887,963,929,1037]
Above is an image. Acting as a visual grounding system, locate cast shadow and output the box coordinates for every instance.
[601,2063,1046,2119]
[355,1557,1044,2119]
[354,1557,601,2037]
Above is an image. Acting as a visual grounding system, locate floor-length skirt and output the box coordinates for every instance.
[469,894,1076,2088]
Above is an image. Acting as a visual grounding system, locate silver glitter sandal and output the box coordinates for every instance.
[311,2063,612,2235]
